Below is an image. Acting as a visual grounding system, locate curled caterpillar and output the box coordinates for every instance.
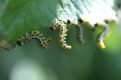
[67,19,85,44]
[94,23,110,49]
[51,19,71,49]
[17,30,51,49]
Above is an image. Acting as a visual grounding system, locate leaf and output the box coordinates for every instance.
[0,0,60,41]
[0,0,95,40]
[0,0,120,51]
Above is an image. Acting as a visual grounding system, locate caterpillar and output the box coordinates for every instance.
[17,30,51,49]
[94,22,110,49]
[51,19,71,49]
[0,40,12,50]
[67,19,85,44]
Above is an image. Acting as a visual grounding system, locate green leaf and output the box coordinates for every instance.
[0,0,60,41]
[0,0,120,51]
[0,0,94,40]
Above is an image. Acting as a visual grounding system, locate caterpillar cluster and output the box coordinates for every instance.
[17,30,51,49]
[94,22,110,49]
[50,19,86,50]
[51,18,110,49]
[50,19,71,49]
[78,17,110,49]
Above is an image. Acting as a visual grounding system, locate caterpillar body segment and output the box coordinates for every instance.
[37,37,52,49]
[75,24,85,44]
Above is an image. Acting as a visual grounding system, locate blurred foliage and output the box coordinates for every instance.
[0,0,121,80]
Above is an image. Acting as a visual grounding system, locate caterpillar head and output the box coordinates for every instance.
[79,16,94,29]
[67,19,77,25]
[17,37,27,46]
[50,23,58,30]
[50,19,65,30]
